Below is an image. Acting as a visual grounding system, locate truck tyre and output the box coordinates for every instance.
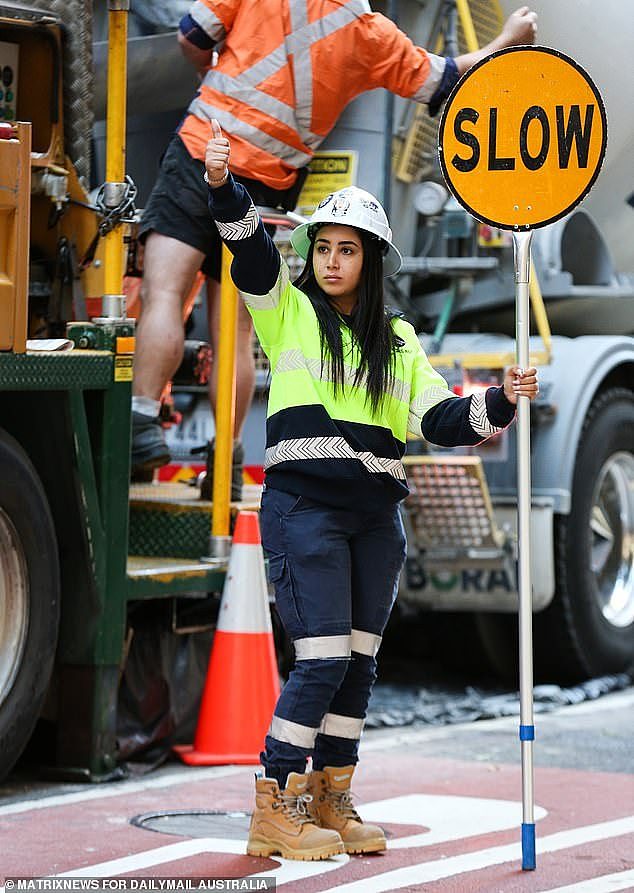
[533,388,634,681]
[0,429,60,781]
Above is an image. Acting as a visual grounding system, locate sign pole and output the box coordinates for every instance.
[513,228,536,870]
[437,44,608,875]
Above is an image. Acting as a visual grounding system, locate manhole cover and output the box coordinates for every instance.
[131,810,252,839]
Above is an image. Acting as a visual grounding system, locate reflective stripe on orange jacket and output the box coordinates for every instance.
[178,0,447,190]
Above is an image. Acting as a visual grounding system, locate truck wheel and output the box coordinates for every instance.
[0,430,60,781]
[533,388,634,681]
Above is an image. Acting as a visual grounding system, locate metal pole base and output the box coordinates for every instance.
[200,534,232,566]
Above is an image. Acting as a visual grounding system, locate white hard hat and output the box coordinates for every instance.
[290,186,403,277]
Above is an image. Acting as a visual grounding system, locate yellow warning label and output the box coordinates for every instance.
[114,356,134,382]
[297,151,358,217]
[439,47,607,230]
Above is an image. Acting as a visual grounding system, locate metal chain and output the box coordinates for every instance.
[93,175,138,237]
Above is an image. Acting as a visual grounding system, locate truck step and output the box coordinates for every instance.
[126,554,228,599]
[129,481,262,560]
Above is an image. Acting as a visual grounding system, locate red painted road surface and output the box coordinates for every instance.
[2,734,633,893]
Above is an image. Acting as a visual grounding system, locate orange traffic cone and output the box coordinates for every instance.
[174,511,280,764]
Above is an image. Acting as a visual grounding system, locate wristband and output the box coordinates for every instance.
[204,169,228,187]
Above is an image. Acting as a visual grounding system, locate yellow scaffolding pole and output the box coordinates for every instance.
[210,245,238,552]
[103,2,128,311]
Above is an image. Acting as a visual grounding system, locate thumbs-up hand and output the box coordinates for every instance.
[204,119,230,187]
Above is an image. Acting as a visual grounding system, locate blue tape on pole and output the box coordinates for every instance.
[519,724,535,740]
[522,823,536,870]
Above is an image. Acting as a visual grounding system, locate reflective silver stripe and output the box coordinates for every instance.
[286,0,370,144]
[320,712,365,740]
[215,204,259,241]
[242,259,290,312]
[469,391,503,438]
[289,0,313,144]
[265,436,407,480]
[408,384,457,434]
[351,628,382,657]
[189,1,226,42]
[411,52,447,104]
[269,714,319,748]
[294,635,351,660]
[188,98,312,168]
[201,69,300,136]
[232,43,289,92]
[286,0,371,56]
[274,349,410,405]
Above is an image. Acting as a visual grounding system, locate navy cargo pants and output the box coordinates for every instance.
[260,487,407,786]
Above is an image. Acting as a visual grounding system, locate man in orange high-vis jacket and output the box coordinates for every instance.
[131,1,537,495]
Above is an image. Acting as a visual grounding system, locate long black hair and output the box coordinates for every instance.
[294,225,398,414]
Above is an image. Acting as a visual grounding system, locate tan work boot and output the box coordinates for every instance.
[308,765,386,854]
[247,772,344,861]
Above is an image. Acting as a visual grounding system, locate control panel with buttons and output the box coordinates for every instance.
[0,41,18,122]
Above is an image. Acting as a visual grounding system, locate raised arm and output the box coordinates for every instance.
[454,6,538,75]
[204,120,281,296]
[369,5,538,116]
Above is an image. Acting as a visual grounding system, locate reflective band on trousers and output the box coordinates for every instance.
[351,628,382,657]
[269,714,319,748]
[320,712,365,740]
[265,436,407,480]
[294,635,352,660]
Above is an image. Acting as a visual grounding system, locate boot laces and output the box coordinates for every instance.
[331,789,361,821]
[280,791,314,825]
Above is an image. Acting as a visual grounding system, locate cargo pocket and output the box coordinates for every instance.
[267,553,305,640]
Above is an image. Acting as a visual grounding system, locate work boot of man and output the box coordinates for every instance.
[308,765,386,854]
[130,411,170,478]
[200,439,244,501]
[247,772,344,861]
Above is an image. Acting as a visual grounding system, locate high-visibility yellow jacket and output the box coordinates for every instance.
[179,0,455,190]
[208,176,516,510]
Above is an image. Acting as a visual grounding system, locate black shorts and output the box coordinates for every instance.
[139,133,306,282]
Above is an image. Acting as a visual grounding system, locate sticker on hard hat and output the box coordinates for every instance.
[438,46,607,230]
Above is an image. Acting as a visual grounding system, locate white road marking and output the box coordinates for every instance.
[0,840,348,891]
[316,816,634,893]
[0,792,539,886]
[358,793,546,848]
[538,868,634,892]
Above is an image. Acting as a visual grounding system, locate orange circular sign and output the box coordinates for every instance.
[438,47,607,230]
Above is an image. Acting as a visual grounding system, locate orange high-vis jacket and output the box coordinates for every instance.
[178,0,448,190]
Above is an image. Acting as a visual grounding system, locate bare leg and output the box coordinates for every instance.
[207,277,256,438]
[133,232,205,400]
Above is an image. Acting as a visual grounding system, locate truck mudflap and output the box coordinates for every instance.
[400,455,555,612]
